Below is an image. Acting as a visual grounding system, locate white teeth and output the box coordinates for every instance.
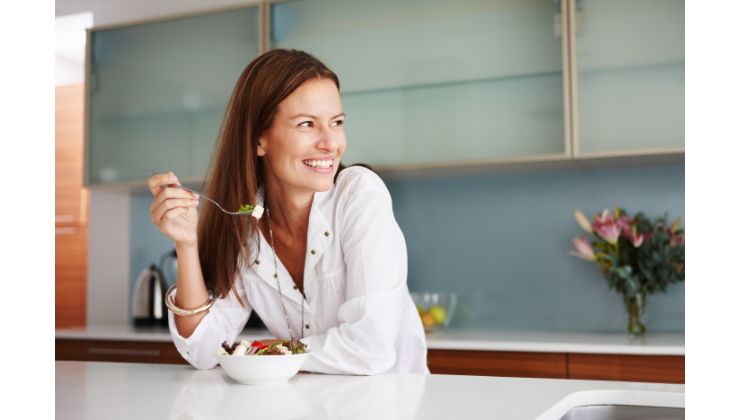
[304,159,333,168]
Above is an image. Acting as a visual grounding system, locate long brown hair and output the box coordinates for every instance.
[198,49,339,304]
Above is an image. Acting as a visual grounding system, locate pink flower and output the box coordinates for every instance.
[617,216,645,248]
[571,235,596,261]
[573,209,592,233]
[669,231,685,246]
[592,209,621,245]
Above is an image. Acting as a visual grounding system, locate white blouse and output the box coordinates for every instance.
[169,166,429,374]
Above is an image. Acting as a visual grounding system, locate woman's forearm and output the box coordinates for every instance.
[173,243,209,338]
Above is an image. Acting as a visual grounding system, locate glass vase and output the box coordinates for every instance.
[624,293,647,335]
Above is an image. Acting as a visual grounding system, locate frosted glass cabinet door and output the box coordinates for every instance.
[574,0,685,155]
[271,0,566,167]
[87,7,259,185]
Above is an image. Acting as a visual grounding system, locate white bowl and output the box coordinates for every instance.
[217,352,310,385]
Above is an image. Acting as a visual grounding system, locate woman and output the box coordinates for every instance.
[148,49,428,374]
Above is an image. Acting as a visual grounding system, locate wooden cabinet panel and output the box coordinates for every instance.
[568,353,684,384]
[56,339,187,365]
[55,226,87,328]
[56,84,87,225]
[56,83,88,329]
[428,349,567,379]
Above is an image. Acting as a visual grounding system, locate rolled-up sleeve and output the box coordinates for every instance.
[301,171,409,375]
[169,281,252,370]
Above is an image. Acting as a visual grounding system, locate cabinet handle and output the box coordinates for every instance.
[56,214,75,223]
[87,347,161,357]
[55,227,77,235]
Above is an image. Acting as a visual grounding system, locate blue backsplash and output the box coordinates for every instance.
[130,163,685,332]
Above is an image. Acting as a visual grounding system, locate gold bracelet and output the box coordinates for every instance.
[165,284,216,317]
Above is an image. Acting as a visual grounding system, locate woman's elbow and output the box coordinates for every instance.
[187,356,218,371]
[355,348,397,375]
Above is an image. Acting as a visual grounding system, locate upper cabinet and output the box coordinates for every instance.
[83,0,684,187]
[271,0,568,167]
[86,7,260,186]
[571,0,684,156]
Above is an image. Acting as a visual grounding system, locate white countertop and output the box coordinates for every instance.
[56,324,684,355]
[56,361,684,420]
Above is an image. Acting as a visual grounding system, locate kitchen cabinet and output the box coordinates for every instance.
[271,0,569,168]
[85,6,260,186]
[428,349,567,379]
[570,0,684,156]
[57,84,88,225]
[55,226,88,328]
[55,337,684,383]
[56,339,185,365]
[56,84,88,328]
[567,353,684,383]
[84,0,684,188]
[427,350,683,383]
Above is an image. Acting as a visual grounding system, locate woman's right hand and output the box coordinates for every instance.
[148,172,200,248]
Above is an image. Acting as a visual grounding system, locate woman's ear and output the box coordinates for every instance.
[257,135,267,157]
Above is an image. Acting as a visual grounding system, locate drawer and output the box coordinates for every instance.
[568,353,684,384]
[428,349,568,379]
[56,339,187,365]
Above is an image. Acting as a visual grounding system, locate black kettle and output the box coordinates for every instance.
[132,264,168,327]
[132,250,176,327]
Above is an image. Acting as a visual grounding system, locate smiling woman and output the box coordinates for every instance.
[147,49,428,375]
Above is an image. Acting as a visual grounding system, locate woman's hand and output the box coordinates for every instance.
[148,171,200,248]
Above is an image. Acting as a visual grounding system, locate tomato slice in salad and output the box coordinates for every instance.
[250,341,269,351]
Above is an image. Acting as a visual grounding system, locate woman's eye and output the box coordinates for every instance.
[298,121,313,128]
[332,119,344,127]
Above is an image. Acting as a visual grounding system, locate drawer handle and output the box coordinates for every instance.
[56,214,75,223]
[87,347,161,357]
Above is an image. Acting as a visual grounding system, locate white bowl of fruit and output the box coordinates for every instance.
[411,292,457,332]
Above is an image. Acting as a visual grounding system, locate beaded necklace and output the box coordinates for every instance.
[264,208,305,340]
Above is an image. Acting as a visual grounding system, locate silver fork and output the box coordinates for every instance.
[149,170,256,216]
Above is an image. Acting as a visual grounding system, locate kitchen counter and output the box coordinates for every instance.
[56,361,684,420]
[56,324,684,355]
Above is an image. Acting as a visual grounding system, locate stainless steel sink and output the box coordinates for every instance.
[558,404,684,420]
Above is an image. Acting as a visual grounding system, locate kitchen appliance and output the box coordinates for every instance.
[132,249,176,327]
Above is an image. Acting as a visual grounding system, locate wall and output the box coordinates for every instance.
[129,163,685,332]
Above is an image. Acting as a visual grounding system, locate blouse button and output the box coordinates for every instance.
[324,231,330,237]
[305,324,310,329]
[310,249,316,255]
[293,285,298,290]
[254,259,260,265]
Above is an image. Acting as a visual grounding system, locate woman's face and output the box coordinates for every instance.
[258,78,347,196]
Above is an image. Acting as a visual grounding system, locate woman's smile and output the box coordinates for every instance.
[302,157,335,172]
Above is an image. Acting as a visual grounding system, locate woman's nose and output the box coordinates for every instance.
[316,125,340,152]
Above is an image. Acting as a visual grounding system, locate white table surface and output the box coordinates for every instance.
[55,361,684,420]
[56,324,684,355]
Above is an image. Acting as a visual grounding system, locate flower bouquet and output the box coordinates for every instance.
[571,208,685,335]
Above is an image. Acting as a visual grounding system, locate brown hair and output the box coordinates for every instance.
[198,49,340,304]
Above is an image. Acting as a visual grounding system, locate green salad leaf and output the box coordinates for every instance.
[237,203,255,213]
[255,339,308,355]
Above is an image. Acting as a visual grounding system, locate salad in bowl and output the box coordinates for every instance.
[216,339,310,385]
